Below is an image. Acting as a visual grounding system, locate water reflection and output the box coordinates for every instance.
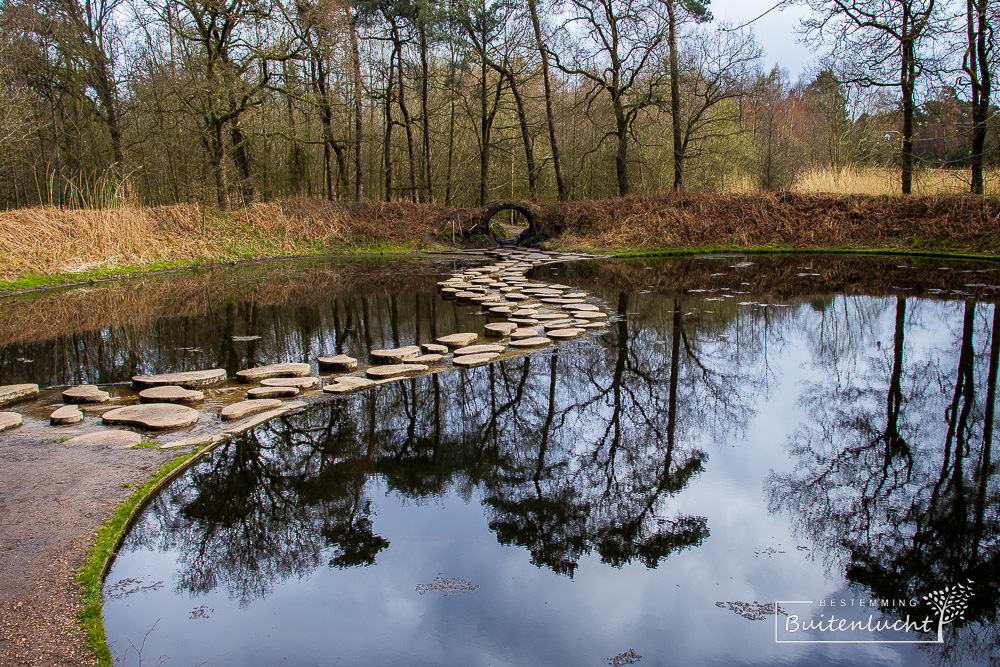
[84,254,1000,665]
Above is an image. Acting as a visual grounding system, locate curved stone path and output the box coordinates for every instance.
[0,248,607,450]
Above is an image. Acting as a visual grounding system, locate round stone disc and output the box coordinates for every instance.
[0,384,39,407]
[62,385,110,404]
[132,369,227,389]
[138,386,205,404]
[453,353,500,367]
[370,346,421,364]
[453,344,506,356]
[573,312,608,320]
[436,333,479,348]
[365,364,429,379]
[236,363,312,383]
[221,399,283,421]
[102,404,199,430]
[0,412,23,432]
[322,376,376,394]
[50,405,84,425]
[485,322,518,337]
[248,386,300,398]
[261,377,320,389]
[509,337,552,348]
[317,355,358,371]
[420,343,449,354]
[548,328,586,339]
[63,430,141,448]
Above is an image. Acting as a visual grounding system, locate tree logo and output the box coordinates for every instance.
[922,579,975,643]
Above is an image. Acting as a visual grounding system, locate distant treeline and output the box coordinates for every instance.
[0,0,997,210]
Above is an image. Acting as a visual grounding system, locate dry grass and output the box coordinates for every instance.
[0,199,454,281]
[792,167,999,196]
[535,192,1000,254]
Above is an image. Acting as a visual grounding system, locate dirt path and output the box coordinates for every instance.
[0,418,173,666]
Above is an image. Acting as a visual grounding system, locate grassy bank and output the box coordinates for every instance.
[2,193,999,292]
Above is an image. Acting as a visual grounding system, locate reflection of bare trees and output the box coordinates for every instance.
[124,286,776,598]
[768,298,1000,661]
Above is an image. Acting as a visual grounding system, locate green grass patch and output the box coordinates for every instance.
[603,245,1000,262]
[77,449,206,666]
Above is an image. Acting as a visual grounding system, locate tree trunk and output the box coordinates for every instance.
[667,0,684,191]
[614,101,630,197]
[900,11,915,195]
[347,8,364,200]
[419,26,434,203]
[527,0,566,201]
[505,73,539,201]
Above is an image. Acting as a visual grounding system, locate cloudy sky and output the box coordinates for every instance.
[708,0,818,80]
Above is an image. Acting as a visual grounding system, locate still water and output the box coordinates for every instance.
[8,254,997,666]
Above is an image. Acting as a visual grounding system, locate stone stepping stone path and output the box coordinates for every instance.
[453,344,506,356]
[566,303,600,312]
[223,402,305,435]
[62,385,111,404]
[318,354,358,371]
[573,311,608,320]
[103,404,199,430]
[453,353,500,367]
[366,363,429,379]
[485,322,518,337]
[221,399,283,421]
[138,386,204,404]
[261,376,320,389]
[236,363,311,383]
[411,354,444,364]
[534,313,571,321]
[0,412,23,432]
[420,343,449,354]
[323,376,376,394]
[132,368,227,389]
[50,405,84,425]
[0,384,39,407]
[64,430,141,448]
[437,332,479,348]
[509,337,552,348]
[371,346,422,364]
[510,317,539,326]
[510,328,543,339]
[548,328,586,339]
[248,386,300,399]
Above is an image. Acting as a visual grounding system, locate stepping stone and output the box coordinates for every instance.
[512,309,538,317]
[371,345,422,364]
[223,401,305,435]
[221,399,283,421]
[574,311,608,320]
[102,404,199,430]
[420,343,449,354]
[0,384,39,407]
[138,386,204,404]
[410,354,444,363]
[50,405,84,425]
[534,313,570,321]
[544,321,575,331]
[485,322,518,337]
[548,328,586,339]
[236,362,312,383]
[323,376,377,394]
[454,344,506,356]
[488,306,513,316]
[509,336,552,348]
[453,353,500,367]
[440,287,460,295]
[0,412,23,432]
[506,293,530,301]
[63,430,141,449]
[510,317,539,326]
[565,303,600,312]
[261,376,319,389]
[454,291,479,300]
[541,298,585,305]
[437,332,479,348]
[365,363,429,379]
[160,433,226,450]
[132,369,227,389]
[318,355,358,371]
[248,386,300,399]
[565,292,589,299]
[581,321,608,329]
[62,385,111,404]
[511,328,542,339]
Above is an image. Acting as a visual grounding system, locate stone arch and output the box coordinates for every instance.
[482,201,537,246]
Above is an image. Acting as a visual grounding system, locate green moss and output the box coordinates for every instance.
[77,449,207,666]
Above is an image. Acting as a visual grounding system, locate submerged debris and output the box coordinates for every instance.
[415,575,480,596]
[608,648,642,666]
[715,600,788,621]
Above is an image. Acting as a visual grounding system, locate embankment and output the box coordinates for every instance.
[1,193,998,287]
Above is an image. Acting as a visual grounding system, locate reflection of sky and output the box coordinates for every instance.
[102,293,990,665]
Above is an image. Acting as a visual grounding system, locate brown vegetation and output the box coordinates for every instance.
[1,193,998,284]
[533,192,1000,254]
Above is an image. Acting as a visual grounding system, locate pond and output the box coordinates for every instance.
[4,252,998,666]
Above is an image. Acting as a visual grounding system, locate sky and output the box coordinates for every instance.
[707,0,818,81]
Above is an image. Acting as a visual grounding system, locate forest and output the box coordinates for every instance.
[0,0,997,211]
